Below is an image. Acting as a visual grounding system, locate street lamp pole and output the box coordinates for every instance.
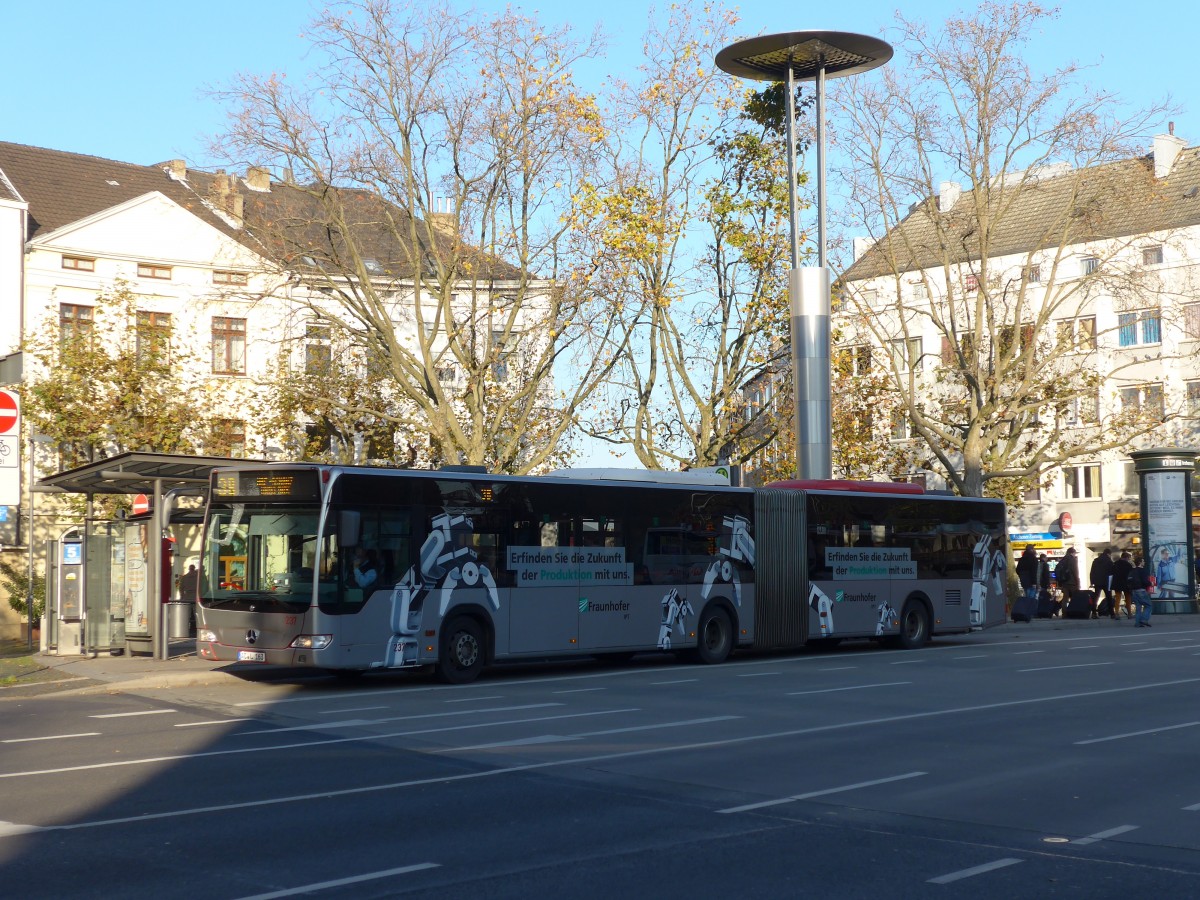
[716,32,891,480]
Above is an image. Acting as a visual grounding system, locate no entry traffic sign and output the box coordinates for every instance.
[0,390,18,436]
[132,494,151,516]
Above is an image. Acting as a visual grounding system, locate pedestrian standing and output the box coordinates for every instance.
[1112,550,1134,619]
[1057,546,1081,611]
[1129,554,1153,628]
[1016,544,1039,601]
[1090,548,1116,618]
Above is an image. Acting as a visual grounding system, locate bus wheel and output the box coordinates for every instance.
[693,607,733,665]
[436,617,485,684]
[896,602,930,650]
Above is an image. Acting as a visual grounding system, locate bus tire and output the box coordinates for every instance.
[693,606,733,665]
[436,616,486,684]
[896,601,930,650]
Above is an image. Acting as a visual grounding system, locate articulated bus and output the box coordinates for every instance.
[196,464,1008,683]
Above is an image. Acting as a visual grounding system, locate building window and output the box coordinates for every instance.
[304,321,332,376]
[209,419,246,457]
[1022,264,1041,284]
[1118,309,1161,347]
[1188,380,1200,418]
[1063,464,1101,499]
[889,408,911,440]
[1123,462,1139,497]
[1082,256,1100,276]
[911,282,928,300]
[137,263,172,280]
[1059,391,1098,426]
[212,316,247,375]
[491,329,517,381]
[62,255,95,272]
[213,270,249,286]
[1055,316,1096,351]
[1183,302,1200,340]
[1119,383,1165,420]
[964,273,979,293]
[59,304,94,343]
[1022,481,1041,503]
[889,336,922,371]
[1142,245,1164,266]
[136,311,171,362]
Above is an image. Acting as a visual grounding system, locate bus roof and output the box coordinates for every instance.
[766,479,925,494]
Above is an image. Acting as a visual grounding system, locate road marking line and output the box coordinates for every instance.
[444,696,502,704]
[650,679,698,685]
[1018,662,1114,673]
[0,820,42,837]
[889,659,925,664]
[232,862,440,900]
[1130,645,1200,653]
[174,719,252,728]
[552,687,606,693]
[816,666,858,671]
[1073,825,1138,845]
[0,709,640,781]
[1075,722,1200,745]
[237,702,562,735]
[1183,802,1200,811]
[736,672,781,678]
[954,655,987,659]
[1013,650,1044,655]
[787,681,910,696]
[2,732,100,744]
[88,709,177,719]
[8,677,1200,829]
[927,858,1022,884]
[443,716,740,753]
[1068,645,1100,650]
[718,771,926,814]
[319,706,388,714]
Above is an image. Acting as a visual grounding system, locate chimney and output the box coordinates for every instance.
[1153,124,1186,178]
[853,236,873,261]
[244,166,271,192]
[427,197,458,238]
[166,159,187,181]
[938,181,962,213]
[209,172,243,225]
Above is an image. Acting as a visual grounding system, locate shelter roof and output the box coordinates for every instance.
[37,451,253,496]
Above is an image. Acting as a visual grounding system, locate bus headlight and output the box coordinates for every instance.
[289,635,333,650]
[199,630,217,643]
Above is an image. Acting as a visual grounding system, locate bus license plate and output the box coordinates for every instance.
[237,651,266,662]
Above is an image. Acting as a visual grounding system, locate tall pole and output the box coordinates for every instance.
[26,434,35,652]
[716,31,892,483]
[784,61,800,269]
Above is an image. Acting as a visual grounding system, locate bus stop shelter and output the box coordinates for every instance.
[36,451,251,660]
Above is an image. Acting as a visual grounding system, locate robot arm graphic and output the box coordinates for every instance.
[657,588,694,650]
[701,516,755,607]
[875,601,898,636]
[809,584,835,636]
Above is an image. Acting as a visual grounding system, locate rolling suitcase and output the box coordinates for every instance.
[1064,589,1094,620]
[1036,589,1057,619]
[1011,593,1037,623]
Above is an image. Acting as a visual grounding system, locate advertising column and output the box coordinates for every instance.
[1131,448,1198,614]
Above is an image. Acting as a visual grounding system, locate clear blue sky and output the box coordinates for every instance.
[3,0,1194,168]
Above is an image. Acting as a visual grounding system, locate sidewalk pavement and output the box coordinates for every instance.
[4,612,1194,697]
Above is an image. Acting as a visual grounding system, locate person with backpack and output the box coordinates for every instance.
[1112,550,1134,619]
[1090,548,1116,618]
[1057,546,1082,606]
[1129,553,1153,627]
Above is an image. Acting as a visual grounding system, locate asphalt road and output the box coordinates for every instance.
[2,621,1199,898]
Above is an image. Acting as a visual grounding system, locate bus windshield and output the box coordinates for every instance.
[200,502,333,612]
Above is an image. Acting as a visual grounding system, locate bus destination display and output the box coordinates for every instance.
[213,470,320,500]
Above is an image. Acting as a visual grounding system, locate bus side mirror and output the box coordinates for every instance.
[338,510,361,549]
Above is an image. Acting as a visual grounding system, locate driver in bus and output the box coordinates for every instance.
[352,548,379,590]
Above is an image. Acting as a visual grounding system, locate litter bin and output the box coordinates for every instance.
[167,602,194,640]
